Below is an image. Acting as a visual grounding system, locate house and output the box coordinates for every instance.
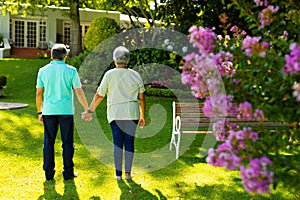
[0,5,136,58]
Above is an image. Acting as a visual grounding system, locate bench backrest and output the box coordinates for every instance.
[173,101,282,130]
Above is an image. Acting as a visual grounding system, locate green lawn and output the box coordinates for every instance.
[0,58,298,200]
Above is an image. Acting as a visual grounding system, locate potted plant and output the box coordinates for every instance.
[0,75,7,97]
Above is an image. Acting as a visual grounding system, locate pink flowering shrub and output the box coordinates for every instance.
[241,157,274,194]
[182,0,300,194]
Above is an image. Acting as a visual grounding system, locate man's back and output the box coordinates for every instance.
[36,60,81,115]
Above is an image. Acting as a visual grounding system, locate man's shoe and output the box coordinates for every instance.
[64,172,79,180]
[45,170,55,181]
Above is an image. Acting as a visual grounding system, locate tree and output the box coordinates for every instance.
[69,0,82,57]
[100,0,161,28]
[158,0,251,34]
[158,0,201,33]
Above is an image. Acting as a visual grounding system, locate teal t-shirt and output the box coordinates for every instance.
[36,60,82,115]
[97,68,145,123]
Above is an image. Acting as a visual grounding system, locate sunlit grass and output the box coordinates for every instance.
[0,59,298,199]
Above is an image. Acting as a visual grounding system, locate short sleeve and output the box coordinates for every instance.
[137,73,145,93]
[36,70,44,88]
[72,70,82,89]
[97,73,108,97]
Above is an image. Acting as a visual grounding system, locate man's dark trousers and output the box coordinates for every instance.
[42,115,74,180]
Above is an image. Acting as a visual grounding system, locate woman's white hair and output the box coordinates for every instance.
[113,46,130,65]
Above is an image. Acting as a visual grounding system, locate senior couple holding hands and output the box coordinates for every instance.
[36,44,146,181]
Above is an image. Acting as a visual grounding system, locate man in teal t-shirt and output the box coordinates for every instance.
[36,44,90,181]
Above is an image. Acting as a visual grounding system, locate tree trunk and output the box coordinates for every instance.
[69,0,82,57]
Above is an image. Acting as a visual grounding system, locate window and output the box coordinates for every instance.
[63,22,71,45]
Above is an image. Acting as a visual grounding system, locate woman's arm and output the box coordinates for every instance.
[89,93,105,112]
[138,93,146,128]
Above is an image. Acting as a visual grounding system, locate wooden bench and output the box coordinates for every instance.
[169,101,283,159]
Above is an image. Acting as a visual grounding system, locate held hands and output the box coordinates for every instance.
[81,109,93,122]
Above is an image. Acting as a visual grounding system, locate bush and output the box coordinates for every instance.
[0,75,7,89]
[182,0,300,194]
[36,52,49,59]
[84,17,121,51]
[144,86,193,98]
[66,50,90,70]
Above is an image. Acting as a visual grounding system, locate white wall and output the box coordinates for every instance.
[0,14,10,38]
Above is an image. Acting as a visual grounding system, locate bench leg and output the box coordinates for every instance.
[169,131,181,159]
[169,133,175,150]
[175,133,181,159]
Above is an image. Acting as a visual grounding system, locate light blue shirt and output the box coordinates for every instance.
[36,60,82,115]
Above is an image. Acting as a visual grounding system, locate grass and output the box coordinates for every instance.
[0,58,298,200]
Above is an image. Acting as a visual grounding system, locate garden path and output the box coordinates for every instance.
[0,102,28,110]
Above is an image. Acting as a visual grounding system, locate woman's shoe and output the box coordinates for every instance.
[125,173,131,180]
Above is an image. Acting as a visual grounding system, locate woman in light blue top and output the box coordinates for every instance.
[88,46,146,180]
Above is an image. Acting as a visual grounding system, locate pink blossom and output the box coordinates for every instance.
[202,94,237,118]
[240,157,273,194]
[212,120,230,141]
[227,127,259,153]
[230,25,239,32]
[237,102,253,119]
[181,50,230,99]
[217,35,223,41]
[206,143,242,170]
[254,0,269,7]
[278,30,289,40]
[283,42,300,75]
[253,109,264,121]
[189,26,216,54]
[213,51,235,77]
[242,36,269,57]
[258,5,279,27]
[248,131,259,142]
[292,83,300,102]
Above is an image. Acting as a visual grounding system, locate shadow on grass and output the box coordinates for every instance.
[117,179,167,199]
[38,179,79,200]
[0,110,44,159]
[178,134,216,166]
[180,183,287,200]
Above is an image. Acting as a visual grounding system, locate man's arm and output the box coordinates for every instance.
[36,87,44,123]
[138,93,146,128]
[74,88,89,112]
